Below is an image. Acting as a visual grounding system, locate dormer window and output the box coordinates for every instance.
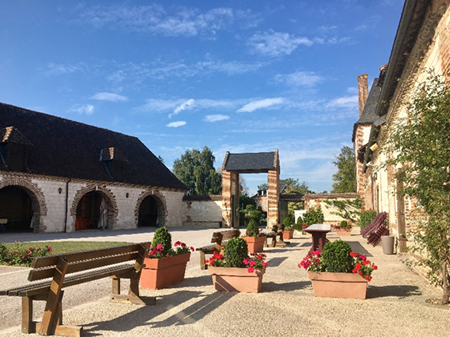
[0,126,32,172]
[100,147,127,181]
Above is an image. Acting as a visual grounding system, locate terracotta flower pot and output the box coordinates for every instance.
[208,266,266,293]
[335,228,352,236]
[242,236,266,253]
[140,253,190,289]
[283,229,294,240]
[307,271,368,299]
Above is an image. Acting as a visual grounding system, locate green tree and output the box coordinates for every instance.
[385,70,450,304]
[257,183,268,191]
[331,146,356,193]
[173,146,222,196]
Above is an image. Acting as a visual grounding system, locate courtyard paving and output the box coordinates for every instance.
[0,227,449,336]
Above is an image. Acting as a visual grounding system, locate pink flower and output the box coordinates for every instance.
[358,254,367,261]
[247,267,254,273]
[313,250,320,256]
[243,259,249,265]
[156,244,163,249]
[190,246,194,252]
[262,262,268,267]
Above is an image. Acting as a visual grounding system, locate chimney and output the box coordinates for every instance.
[357,74,368,118]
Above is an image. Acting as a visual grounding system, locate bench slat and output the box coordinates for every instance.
[28,252,139,281]
[31,244,142,269]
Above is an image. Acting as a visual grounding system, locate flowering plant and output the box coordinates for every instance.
[0,242,52,267]
[298,249,378,281]
[207,251,268,273]
[148,241,194,259]
[335,220,352,230]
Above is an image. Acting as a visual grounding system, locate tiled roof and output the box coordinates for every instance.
[352,78,381,141]
[223,152,276,172]
[0,103,187,190]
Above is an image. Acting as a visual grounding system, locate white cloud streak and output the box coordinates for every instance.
[79,5,252,37]
[248,30,313,57]
[204,114,230,122]
[274,71,322,87]
[170,99,195,118]
[237,98,284,113]
[68,104,94,115]
[167,121,187,128]
[325,95,358,110]
[91,92,128,102]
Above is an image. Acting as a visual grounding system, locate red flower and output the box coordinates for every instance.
[350,252,358,257]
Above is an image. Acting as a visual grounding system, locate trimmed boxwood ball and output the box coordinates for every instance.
[246,218,260,237]
[224,237,248,268]
[321,240,354,273]
[151,226,172,252]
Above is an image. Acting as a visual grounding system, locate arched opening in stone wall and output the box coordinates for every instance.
[138,195,165,227]
[75,191,111,230]
[0,186,35,232]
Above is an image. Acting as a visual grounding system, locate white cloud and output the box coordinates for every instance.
[274,71,322,87]
[325,95,358,110]
[46,62,86,75]
[237,98,284,113]
[91,92,128,102]
[170,99,195,118]
[248,30,313,57]
[167,121,187,128]
[204,114,230,122]
[69,104,94,115]
[137,98,242,113]
[79,5,246,37]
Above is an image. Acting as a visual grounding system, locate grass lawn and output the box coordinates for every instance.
[2,241,131,255]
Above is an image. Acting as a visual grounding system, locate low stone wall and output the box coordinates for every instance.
[183,195,223,228]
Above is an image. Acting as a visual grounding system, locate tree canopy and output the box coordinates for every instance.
[173,146,222,196]
[331,146,356,193]
[385,70,450,304]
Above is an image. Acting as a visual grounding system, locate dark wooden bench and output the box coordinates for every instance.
[265,224,286,248]
[196,229,241,269]
[0,242,153,337]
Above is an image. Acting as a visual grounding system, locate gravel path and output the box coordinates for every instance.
[0,228,449,336]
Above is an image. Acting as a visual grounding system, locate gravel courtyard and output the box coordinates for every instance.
[0,227,449,337]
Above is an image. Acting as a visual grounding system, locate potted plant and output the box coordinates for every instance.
[335,220,352,236]
[282,217,294,240]
[207,237,268,293]
[140,226,194,289]
[298,240,377,299]
[242,218,266,253]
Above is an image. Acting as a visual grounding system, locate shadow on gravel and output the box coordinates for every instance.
[178,274,213,288]
[263,280,310,292]
[82,290,214,335]
[367,284,422,299]
[266,257,288,267]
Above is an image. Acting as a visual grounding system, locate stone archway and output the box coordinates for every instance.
[135,189,167,227]
[221,150,280,228]
[70,184,118,231]
[0,176,47,232]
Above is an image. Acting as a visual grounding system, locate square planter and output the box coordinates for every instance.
[283,229,294,240]
[140,253,190,289]
[208,266,265,293]
[242,236,266,253]
[307,271,368,299]
[335,228,352,236]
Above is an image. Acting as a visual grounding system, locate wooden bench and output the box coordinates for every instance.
[196,229,241,269]
[264,224,286,248]
[0,242,154,337]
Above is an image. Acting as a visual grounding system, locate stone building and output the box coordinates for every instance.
[0,103,187,233]
[354,0,450,251]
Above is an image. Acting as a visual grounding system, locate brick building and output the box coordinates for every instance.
[0,103,187,233]
[354,0,450,251]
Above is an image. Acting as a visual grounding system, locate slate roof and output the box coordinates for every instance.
[223,152,276,173]
[0,103,187,190]
[352,78,381,141]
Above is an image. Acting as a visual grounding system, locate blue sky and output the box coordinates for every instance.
[1,1,404,195]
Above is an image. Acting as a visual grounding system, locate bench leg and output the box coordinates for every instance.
[21,297,33,333]
[199,251,206,270]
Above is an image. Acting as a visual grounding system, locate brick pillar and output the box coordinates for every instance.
[221,170,239,228]
[267,149,280,227]
[358,74,368,118]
